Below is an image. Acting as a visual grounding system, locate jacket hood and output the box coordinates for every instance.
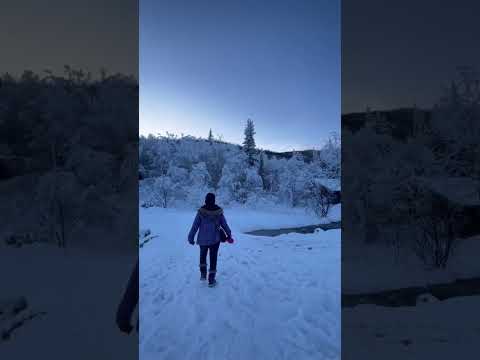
[198,206,223,217]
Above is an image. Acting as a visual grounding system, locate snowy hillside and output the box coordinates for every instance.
[139,133,340,214]
[139,206,340,360]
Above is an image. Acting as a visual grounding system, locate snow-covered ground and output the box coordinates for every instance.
[343,295,480,359]
[140,206,340,360]
[1,245,138,359]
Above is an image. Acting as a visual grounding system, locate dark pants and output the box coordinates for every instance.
[199,242,220,273]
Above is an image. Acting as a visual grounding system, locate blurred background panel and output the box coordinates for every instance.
[0,1,139,359]
[342,1,480,358]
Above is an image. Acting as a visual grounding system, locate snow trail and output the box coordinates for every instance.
[140,207,340,360]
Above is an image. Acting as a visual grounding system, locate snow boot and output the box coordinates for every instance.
[208,271,217,287]
[200,264,207,281]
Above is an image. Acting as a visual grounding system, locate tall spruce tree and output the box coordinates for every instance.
[208,128,214,144]
[243,119,256,166]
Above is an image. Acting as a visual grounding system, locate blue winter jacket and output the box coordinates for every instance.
[188,206,231,246]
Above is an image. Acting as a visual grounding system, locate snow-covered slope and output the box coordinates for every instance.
[140,207,340,360]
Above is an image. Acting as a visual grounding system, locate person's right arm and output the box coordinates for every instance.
[188,212,201,244]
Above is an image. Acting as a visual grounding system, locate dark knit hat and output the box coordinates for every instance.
[205,193,216,206]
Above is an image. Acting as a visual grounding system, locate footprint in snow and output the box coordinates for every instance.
[195,305,207,324]
[153,291,166,304]
[153,309,162,316]
[304,314,321,328]
[231,282,239,291]
[164,292,174,304]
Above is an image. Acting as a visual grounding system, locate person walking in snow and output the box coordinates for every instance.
[188,193,231,287]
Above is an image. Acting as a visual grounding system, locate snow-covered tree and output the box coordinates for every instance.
[244,167,263,194]
[278,152,308,207]
[218,151,249,203]
[258,151,267,190]
[318,132,341,179]
[151,176,174,208]
[190,162,211,187]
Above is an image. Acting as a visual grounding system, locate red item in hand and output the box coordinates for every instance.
[227,236,234,244]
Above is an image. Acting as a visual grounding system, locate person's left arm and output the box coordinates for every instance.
[219,213,231,238]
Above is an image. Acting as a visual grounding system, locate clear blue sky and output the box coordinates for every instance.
[342,0,480,113]
[1,0,137,78]
[140,0,340,151]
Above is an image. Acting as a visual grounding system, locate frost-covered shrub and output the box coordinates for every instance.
[414,212,457,269]
[306,180,332,217]
[145,176,174,208]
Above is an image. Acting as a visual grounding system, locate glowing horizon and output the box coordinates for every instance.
[139,100,337,152]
